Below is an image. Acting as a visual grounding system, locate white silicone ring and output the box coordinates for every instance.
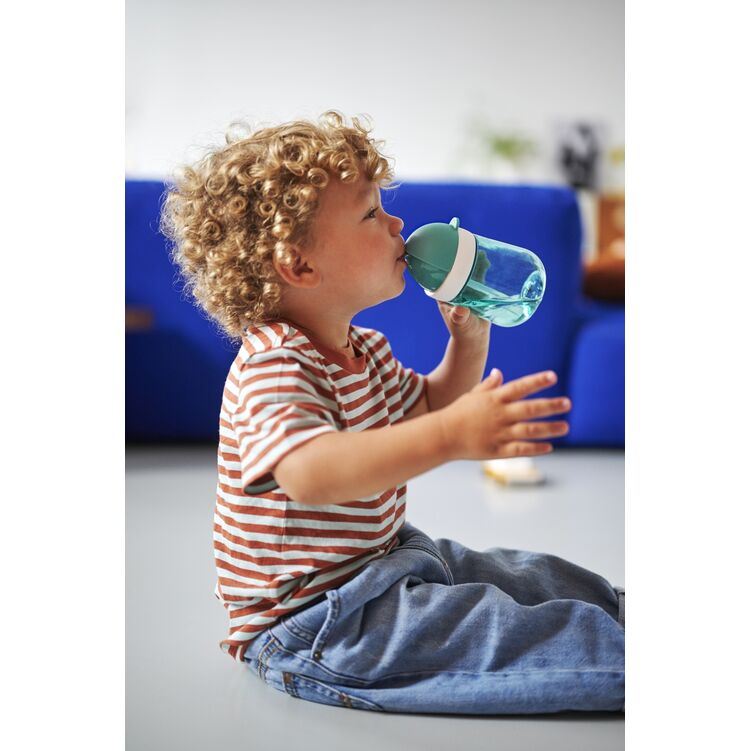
[424,227,477,302]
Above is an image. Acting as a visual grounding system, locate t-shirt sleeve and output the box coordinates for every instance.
[394,355,426,413]
[231,353,338,493]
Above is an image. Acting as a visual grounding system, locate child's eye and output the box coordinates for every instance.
[366,207,378,220]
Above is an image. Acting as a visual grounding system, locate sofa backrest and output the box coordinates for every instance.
[355,182,583,387]
[126,179,582,440]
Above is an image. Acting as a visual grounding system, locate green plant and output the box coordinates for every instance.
[483,132,537,163]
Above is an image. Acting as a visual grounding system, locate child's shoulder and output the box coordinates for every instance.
[235,321,317,367]
[241,321,297,353]
[233,321,392,369]
[239,322,391,352]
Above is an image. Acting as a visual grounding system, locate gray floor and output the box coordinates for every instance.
[126,446,624,750]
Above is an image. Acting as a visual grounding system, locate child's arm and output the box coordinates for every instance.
[401,304,491,423]
[424,303,491,412]
[273,369,571,505]
[400,335,486,422]
[422,333,489,412]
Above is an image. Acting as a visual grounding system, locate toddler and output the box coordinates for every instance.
[161,111,625,715]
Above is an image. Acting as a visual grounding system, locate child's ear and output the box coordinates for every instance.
[273,246,320,289]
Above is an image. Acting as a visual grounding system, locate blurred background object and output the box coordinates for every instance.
[556,122,603,191]
[125,0,625,444]
[126,0,624,183]
[484,130,538,176]
[584,146,625,303]
[482,457,545,486]
[598,189,625,258]
[456,118,539,182]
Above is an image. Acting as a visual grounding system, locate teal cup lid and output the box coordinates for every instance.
[404,217,478,300]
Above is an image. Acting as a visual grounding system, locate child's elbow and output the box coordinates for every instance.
[274,460,308,503]
[273,433,344,505]
[273,449,324,505]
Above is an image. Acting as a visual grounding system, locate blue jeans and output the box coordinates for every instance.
[243,522,625,714]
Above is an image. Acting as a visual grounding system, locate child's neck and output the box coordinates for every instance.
[277,312,354,356]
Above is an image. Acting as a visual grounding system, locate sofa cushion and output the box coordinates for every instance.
[564,309,625,446]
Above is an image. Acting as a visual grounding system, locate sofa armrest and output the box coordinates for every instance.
[562,307,624,447]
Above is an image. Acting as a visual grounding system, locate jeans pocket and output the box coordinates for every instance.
[281,671,384,711]
[281,592,330,646]
[278,589,341,668]
[308,589,341,661]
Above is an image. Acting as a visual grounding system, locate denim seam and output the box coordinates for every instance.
[254,636,271,678]
[267,640,623,686]
[257,636,282,682]
[311,589,340,655]
[283,672,300,698]
[290,673,385,711]
[269,639,372,686]
[281,616,317,644]
[372,667,625,681]
[267,634,622,686]
[399,543,455,585]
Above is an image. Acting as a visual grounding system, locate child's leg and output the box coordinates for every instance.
[433,535,624,626]
[244,523,624,715]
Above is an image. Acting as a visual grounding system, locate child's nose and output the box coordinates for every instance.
[389,213,404,234]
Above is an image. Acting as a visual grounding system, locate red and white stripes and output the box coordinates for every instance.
[213,322,424,660]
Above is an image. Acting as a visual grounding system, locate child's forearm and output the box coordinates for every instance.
[425,335,489,411]
[274,411,454,505]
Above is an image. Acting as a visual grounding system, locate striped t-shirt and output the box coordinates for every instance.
[214,320,426,661]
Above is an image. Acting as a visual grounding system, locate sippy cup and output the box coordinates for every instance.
[403,217,546,327]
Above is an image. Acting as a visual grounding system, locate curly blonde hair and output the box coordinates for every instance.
[159,111,395,339]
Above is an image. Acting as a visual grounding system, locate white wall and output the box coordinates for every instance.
[126,0,623,185]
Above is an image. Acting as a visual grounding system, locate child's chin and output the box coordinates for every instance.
[364,283,405,310]
[384,279,406,302]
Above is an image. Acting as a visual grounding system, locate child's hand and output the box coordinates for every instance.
[437,302,490,347]
[437,368,571,460]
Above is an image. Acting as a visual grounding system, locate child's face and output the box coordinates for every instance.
[305,174,407,313]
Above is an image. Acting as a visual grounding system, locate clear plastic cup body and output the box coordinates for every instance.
[450,234,546,327]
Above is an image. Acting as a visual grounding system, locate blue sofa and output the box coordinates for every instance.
[126,179,624,446]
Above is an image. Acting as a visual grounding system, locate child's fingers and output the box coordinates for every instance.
[439,302,470,322]
[501,420,570,441]
[496,441,553,458]
[477,368,504,390]
[497,371,558,402]
[501,397,572,423]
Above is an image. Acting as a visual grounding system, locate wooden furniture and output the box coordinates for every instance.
[125,306,154,332]
[597,193,625,258]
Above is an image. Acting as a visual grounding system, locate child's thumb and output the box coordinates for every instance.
[475,368,503,391]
